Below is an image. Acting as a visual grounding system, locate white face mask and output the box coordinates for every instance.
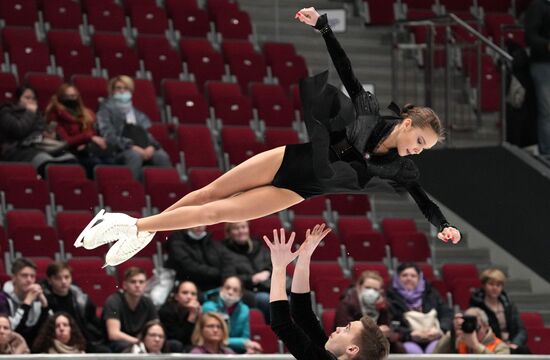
[187,230,207,240]
[220,292,241,307]
[360,288,380,306]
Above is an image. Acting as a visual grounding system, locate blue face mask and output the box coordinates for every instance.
[113,91,132,103]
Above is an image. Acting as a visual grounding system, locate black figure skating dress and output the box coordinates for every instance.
[272,14,453,232]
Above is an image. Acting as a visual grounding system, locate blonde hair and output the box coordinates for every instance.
[191,312,229,347]
[400,103,445,142]
[480,268,507,285]
[223,221,249,238]
[108,75,135,96]
[356,270,384,288]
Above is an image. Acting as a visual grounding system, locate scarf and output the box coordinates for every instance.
[48,339,82,354]
[392,273,426,310]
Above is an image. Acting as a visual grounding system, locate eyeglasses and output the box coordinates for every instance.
[146,333,165,339]
[204,324,223,330]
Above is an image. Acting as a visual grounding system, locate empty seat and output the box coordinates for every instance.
[362,0,395,25]
[0,73,18,103]
[329,194,371,215]
[186,52,225,89]
[9,43,51,80]
[263,42,296,63]
[450,277,481,310]
[179,37,217,59]
[264,128,300,148]
[91,32,128,56]
[441,263,478,287]
[215,10,252,40]
[95,166,146,212]
[389,232,431,263]
[133,78,162,122]
[143,167,190,211]
[249,309,265,326]
[270,54,308,92]
[337,216,374,237]
[43,0,83,30]
[322,308,336,334]
[178,125,218,168]
[171,7,210,38]
[439,0,471,12]
[402,0,434,9]
[85,1,126,32]
[291,196,327,216]
[250,83,294,128]
[206,0,240,20]
[188,168,222,190]
[341,230,386,262]
[478,0,511,13]
[520,312,545,329]
[137,36,183,92]
[293,262,344,278]
[47,164,99,211]
[0,163,48,211]
[418,263,436,281]
[527,327,550,355]
[1,27,39,51]
[67,257,104,273]
[130,4,169,35]
[30,257,54,278]
[206,82,253,126]
[0,0,39,27]
[48,30,95,80]
[250,325,279,354]
[72,75,108,111]
[56,211,106,257]
[352,263,390,284]
[72,273,117,305]
[248,216,282,239]
[226,51,268,93]
[221,127,267,166]
[381,218,417,238]
[166,90,209,125]
[6,210,59,257]
[121,0,157,14]
[98,47,140,78]
[165,0,198,15]
[25,73,64,111]
[313,277,351,309]
[292,217,341,261]
[162,79,200,106]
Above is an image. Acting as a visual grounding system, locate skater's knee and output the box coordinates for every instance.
[201,205,224,225]
[194,185,223,204]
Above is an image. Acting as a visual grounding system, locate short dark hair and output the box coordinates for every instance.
[353,316,389,360]
[11,258,36,275]
[14,86,37,103]
[46,261,72,278]
[396,262,421,276]
[123,266,146,282]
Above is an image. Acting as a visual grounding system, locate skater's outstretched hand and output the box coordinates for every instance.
[295,7,320,26]
[298,224,332,259]
[438,226,461,244]
[263,228,300,270]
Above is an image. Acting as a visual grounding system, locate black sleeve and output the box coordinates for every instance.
[270,300,335,360]
[434,292,453,333]
[166,234,221,282]
[405,181,450,231]
[509,303,528,346]
[159,304,195,345]
[290,292,329,347]
[525,2,549,54]
[84,297,104,341]
[314,14,365,100]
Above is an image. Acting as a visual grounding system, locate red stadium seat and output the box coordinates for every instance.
[1,27,39,51]
[98,47,140,78]
[337,215,374,235]
[450,277,481,310]
[85,1,126,33]
[264,128,300,148]
[67,257,104,273]
[389,232,431,263]
[56,211,106,257]
[248,216,282,239]
[0,163,48,211]
[362,0,395,25]
[439,0,471,12]
[46,164,99,211]
[250,325,279,353]
[215,10,252,40]
[43,0,83,30]
[292,217,341,261]
[186,52,225,89]
[225,51,268,93]
[30,257,53,279]
[381,218,417,238]
[418,263,435,281]
[133,78,161,122]
[352,263,390,285]
[291,196,327,216]
[162,79,200,105]
[402,0,435,9]
[342,230,386,262]
[270,54,308,92]
[430,279,449,299]
[9,43,51,80]
[73,273,118,305]
[329,194,371,216]
[0,0,39,27]
[478,0,511,13]
[72,75,108,111]
[520,312,545,329]
[6,210,59,257]
[221,127,267,166]
[143,167,190,211]
[441,263,478,286]
[502,28,526,48]
[137,36,183,92]
[206,82,253,126]
[130,4,169,34]
[313,277,352,309]
[250,83,294,128]
[188,168,222,190]
[147,123,179,163]
[25,73,64,111]
[164,83,209,124]
[206,0,239,20]
[178,125,218,168]
[117,257,155,282]
[165,0,198,14]
[91,32,128,56]
[95,166,146,212]
[121,0,157,13]
[249,309,266,326]
[171,7,210,38]
[0,73,18,103]
[485,14,515,44]
[263,42,296,64]
[322,308,336,334]
[288,262,344,279]
[48,30,95,80]
[527,327,550,354]
[179,37,217,59]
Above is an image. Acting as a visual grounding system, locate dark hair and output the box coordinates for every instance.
[400,103,445,141]
[222,276,243,295]
[139,319,169,353]
[0,314,12,329]
[14,86,37,103]
[11,258,36,275]
[123,266,146,282]
[353,316,389,360]
[396,262,421,276]
[46,261,72,278]
[32,312,86,353]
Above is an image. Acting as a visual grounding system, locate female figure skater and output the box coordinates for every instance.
[76,7,461,266]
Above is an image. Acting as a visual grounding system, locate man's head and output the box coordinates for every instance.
[122,267,147,299]
[464,307,491,342]
[46,261,73,296]
[11,258,37,295]
[325,316,389,360]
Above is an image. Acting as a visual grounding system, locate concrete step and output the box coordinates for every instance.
[508,293,550,311]
[434,247,491,265]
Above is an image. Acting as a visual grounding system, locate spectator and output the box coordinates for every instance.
[202,276,262,354]
[221,221,271,322]
[0,258,49,346]
[386,262,452,354]
[0,314,29,354]
[526,0,550,160]
[190,312,235,355]
[433,307,510,354]
[124,320,170,354]
[165,226,233,292]
[469,268,529,354]
[102,266,157,352]
[158,281,201,350]
[334,271,405,353]
[32,312,86,353]
[41,261,108,353]
[97,75,170,180]
[45,84,114,177]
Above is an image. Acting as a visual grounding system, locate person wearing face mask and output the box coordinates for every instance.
[46,84,113,177]
[158,281,202,350]
[96,75,171,180]
[165,226,234,292]
[334,271,405,353]
[386,262,453,354]
[201,276,263,354]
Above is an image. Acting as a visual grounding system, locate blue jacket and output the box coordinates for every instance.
[202,297,250,353]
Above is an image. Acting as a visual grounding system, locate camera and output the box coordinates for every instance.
[461,315,478,334]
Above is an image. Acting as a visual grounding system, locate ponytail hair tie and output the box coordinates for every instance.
[401,103,415,115]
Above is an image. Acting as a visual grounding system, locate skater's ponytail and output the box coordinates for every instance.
[400,104,445,142]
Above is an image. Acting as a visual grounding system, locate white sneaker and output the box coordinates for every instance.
[80,212,138,250]
[103,230,156,266]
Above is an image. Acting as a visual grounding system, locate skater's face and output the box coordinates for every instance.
[483,279,503,300]
[396,119,439,157]
[0,317,12,346]
[398,267,420,290]
[54,315,71,345]
[123,273,147,298]
[12,266,36,294]
[325,321,362,357]
[174,281,198,307]
[227,222,250,244]
[143,324,165,354]
[48,269,72,296]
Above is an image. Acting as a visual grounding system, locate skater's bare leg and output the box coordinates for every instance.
[162,146,287,212]
[137,186,303,232]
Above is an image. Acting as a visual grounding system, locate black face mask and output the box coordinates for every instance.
[59,98,79,110]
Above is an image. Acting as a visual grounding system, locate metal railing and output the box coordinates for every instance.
[391,13,514,145]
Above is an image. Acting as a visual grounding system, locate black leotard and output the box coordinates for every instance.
[271,14,452,232]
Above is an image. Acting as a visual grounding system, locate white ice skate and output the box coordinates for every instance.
[74,210,139,250]
[103,229,156,267]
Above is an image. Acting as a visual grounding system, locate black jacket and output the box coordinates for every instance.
[386,283,453,341]
[158,300,196,348]
[165,230,233,291]
[221,238,272,292]
[525,0,550,62]
[469,288,527,346]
